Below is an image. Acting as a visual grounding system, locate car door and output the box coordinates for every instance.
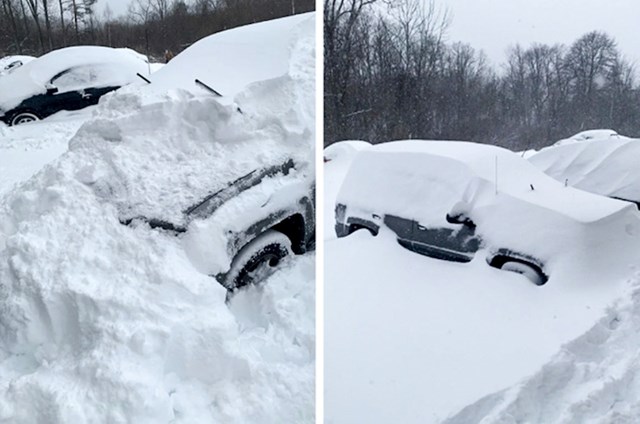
[411,220,480,263]
[48,66,92,113]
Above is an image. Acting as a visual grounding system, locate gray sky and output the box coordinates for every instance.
[96,0,132,17]
[443,0,640,67]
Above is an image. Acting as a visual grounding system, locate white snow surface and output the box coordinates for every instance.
[325,139,640,423]
[529,132,640,204]
[0,13,315,424]
[0,56,35,77]
[0,46,150,114]
[553,129,624,146]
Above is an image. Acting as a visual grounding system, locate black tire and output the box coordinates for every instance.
[224,230,292,292]
[10,111,41,126]
[500,260,545,286]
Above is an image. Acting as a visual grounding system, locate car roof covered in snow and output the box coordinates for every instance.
[341,140,631,223]
[0,46,150,113]
[144,12,314,101]
[529,133,640,203]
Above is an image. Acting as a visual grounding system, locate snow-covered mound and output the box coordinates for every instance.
[0,55,35,77]
[553,129,624,146]
[445,272,640,424]
[323,140,371,162]
[0,46,150,113]
[0,13,315,424]
[529,132,640,204]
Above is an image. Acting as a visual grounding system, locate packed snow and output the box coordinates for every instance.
[0,13,315,424]
[325,139,640,423]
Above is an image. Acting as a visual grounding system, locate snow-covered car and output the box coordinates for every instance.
[76,12,316,295]
[0,46,149,126]
[0,55,35,77]
[529,131,640,208]
[334,140,639,285]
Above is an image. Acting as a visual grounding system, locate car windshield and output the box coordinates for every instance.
[50,63,124,93]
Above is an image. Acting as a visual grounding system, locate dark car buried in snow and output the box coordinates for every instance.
[0,46,149,126]
[334,140,640,286]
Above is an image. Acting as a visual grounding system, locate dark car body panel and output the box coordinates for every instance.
[335,202,546,275]
[121,159,315,281]
[0,85,119,124]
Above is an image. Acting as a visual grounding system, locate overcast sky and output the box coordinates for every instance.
[441,0,639,67]
[97,0,639,67]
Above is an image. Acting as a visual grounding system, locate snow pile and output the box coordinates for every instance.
[0,13,315,424]
[529,132,640,204]
[0,118,85,196]
[0,46,150,113]
[445,271,640,424]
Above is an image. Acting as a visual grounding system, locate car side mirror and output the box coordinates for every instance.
[45,84,58,95]
[446,212,475,228]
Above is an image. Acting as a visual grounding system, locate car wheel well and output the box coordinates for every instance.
[489,255,548,285]
[271,213,307,254]
[348,223,378,236]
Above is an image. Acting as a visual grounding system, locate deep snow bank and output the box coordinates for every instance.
[445,271,640,424]
[0,13,315,424]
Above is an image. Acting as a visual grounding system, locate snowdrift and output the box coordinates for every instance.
[0,13,315,424]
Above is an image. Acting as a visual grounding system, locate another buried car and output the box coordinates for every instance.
[528,130,640,208]
[334,140,640,285]
[0,46,149,126]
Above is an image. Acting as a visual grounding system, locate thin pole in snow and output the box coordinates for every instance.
[495,155,498,195]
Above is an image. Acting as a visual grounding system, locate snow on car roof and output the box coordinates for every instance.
[0,46,150,113]
[529,133,640,202]
[342,140,630,223]
[144,12,314,101]
[553,129,625,146]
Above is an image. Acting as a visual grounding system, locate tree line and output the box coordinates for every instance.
[324,0,640,150]
[0,0,314,62]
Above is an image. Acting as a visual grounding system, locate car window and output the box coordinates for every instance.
[51,64,122,93]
